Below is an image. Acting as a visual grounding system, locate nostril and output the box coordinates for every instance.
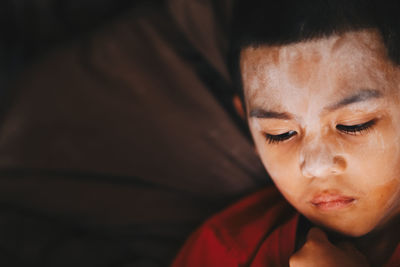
[333,156,346,172]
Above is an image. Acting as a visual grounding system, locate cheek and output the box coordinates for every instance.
[348,126,400,188]
[254,136,297,180]
[254,139,303,198]
[362,177,400,228]
[372,179,400,208]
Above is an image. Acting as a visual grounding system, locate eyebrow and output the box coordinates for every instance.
[326,89,383,111]
[249,109,292,119]
[249,89,382,120]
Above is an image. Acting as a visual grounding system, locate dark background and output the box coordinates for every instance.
[2,0,148,89]
[0,1,268,266]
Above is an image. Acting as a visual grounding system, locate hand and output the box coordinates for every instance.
[289,227,369,267]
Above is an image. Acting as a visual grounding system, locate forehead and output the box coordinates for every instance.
[240,30,393,110]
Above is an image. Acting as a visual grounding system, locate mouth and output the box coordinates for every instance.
[310,193,356,211]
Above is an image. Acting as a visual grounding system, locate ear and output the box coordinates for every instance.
[233,94,259,155]
[232,94,245,119]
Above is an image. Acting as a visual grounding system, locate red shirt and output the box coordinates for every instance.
[172,186,400,267]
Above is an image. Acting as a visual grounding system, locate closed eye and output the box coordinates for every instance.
[336,119,376,135]
[264,130,297,144]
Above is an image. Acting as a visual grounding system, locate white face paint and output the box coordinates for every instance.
[241,29,400,237]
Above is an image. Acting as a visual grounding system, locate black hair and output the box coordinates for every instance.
[229,0,400,101]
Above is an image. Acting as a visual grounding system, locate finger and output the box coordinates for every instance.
[306,227,329,243]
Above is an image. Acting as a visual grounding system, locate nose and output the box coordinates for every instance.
[299,141,346,179]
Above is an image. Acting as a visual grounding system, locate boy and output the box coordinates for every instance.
[172,0,400,266]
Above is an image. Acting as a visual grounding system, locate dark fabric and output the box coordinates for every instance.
[0,1,268,265]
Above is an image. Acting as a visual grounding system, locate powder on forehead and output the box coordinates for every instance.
[330,29,386,57]
[240,29,398,111]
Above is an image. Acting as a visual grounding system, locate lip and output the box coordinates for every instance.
[310,193,356,211]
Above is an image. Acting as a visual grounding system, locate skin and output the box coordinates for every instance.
[240,29,400,266]
[289,227,369,267]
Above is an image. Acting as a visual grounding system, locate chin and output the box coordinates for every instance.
[327,226,371,237]
[309,217,375,237]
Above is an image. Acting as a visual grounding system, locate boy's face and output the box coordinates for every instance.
[241,29,400,237]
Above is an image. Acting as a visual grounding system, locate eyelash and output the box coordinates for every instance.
[336,119,376,135]
[264,119,376,144]
[264,131,297,144]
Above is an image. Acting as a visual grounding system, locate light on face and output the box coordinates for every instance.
[241,30,400,236]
